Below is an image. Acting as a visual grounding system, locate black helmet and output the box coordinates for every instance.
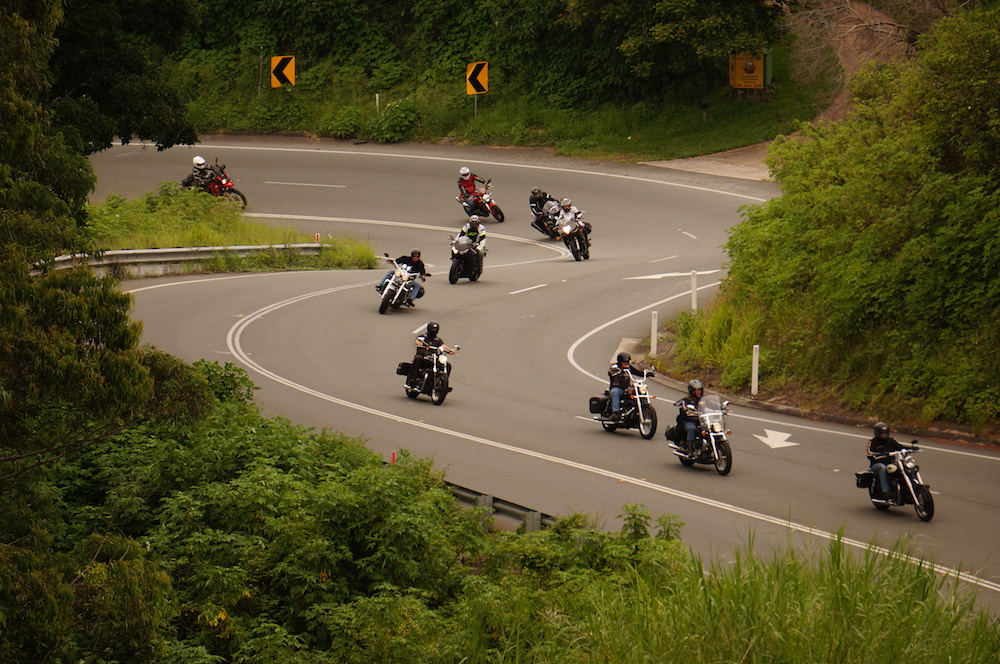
[688,379,704,396]
[410,249,421,258]
[616,351,631,364]
[874,421,890,438]
[426,321,439,336]
[531,186,541,196]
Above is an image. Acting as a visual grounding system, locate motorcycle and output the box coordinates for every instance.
[457,179,505,222]
[665,394,734,475]
[556,208,591,261]
[855,445,934,521]
[447,234,484,283]
[396,344,460,405]
[589,369,658,439]
[530,199,561,238]
[376,254,425,314]
[184,159,247,208]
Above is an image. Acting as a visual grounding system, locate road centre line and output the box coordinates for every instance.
[509,284,547,295]
[265,181,346,188]
[218,283,1000,598]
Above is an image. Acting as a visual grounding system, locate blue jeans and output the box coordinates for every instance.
[871,462,892,494]
[684,420,698,442]
[610,387,625,412]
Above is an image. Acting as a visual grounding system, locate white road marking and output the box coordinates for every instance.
[265,181,346,188]
[754,429,800,449]
[509,284,547,295]
[624,269,721,281]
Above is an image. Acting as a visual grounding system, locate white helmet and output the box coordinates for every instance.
[459,166,470,178]
[193,156,206,169]
[561,197,572,208]
[470,215,480,223]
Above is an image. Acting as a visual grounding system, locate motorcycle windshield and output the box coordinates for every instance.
[698,395,727,432]
[453,236,474,252]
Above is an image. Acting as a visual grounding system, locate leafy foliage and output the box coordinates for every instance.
[669,5,1000,430]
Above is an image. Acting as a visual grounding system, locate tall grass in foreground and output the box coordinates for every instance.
[473,536,998,664]
[86,183,378,272]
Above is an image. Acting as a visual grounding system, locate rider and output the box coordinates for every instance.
[675,379,705,449]
[559,197,592,236]
[602,351,646,422]
[407,321,453,387]
[528,186,557,232]
[458,215,487,271]
[180,156,211,188]
[377,249,429,306]
[867,421,909,499]
[457,166,488,214]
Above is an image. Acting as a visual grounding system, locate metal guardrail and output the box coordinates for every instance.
[448,482,557,532]
[50,243,324,277]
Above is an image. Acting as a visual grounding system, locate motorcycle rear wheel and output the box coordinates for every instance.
[431,375,448,405]
[223,189,247,208]
[580,236,590,260]
[714,439,733,476]
[601,419,618,432]
[914,485,934,521]
[639,406,657,439]
[378,288,394,314]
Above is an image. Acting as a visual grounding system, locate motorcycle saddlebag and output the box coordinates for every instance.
[589,396,609,414]
[855,471,874,488]
[396,362,412,376]
[664,425,680,443]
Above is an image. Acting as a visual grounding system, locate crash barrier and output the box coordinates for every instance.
[448,482,557,532]
[48,243,323,278]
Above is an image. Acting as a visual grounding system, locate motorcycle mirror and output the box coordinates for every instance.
[383,252,389,257]
[454,345,461,351]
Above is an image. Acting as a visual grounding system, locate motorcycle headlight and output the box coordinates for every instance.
[561,225,572,234]
[886,463,898,474]
[904,457,918,470]
[638,385,647,395]
[711,423,723,433]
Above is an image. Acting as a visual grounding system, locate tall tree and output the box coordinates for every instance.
[48,0,199,153]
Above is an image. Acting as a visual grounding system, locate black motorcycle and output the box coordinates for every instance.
[589,369,658,439]
[396,344,459,405]
[665,394,734,475]
[855,445,934,521]
[530,199,560,238]
[447,234,483,283]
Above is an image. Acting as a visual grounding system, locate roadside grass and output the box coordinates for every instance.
[85,183,378,272]
[481,535,999,664]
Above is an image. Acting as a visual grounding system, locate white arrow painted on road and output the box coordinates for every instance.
[754,429,799,449]
[624,269,721,280]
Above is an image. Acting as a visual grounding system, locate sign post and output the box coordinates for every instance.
[466,61,488,117]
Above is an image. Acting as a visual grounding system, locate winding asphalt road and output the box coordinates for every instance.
[90,136,1000,612]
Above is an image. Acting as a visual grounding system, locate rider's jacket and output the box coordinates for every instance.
[459,222,486,246]
[529,192,555,215]
[676,395,701,422]
[867,435,905,463]
[394,255,427,277]
[458,174,485,197]
[608,362,643,391]
[414,333,445,359]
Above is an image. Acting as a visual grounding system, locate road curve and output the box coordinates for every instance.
[91,136,1000,612]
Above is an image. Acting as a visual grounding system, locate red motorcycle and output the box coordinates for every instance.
[184,159,247,208]
[457,179,504,222]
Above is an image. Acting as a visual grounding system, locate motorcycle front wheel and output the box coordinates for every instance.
[568,239,581,261]
[491,205,505,222]
[378,288,394,314]
[448,261,461,284]
[913,485,934,521]
[714,439,733,476]
[639,406,657,439]
[431,374,448,405]
[223,188,247,208]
